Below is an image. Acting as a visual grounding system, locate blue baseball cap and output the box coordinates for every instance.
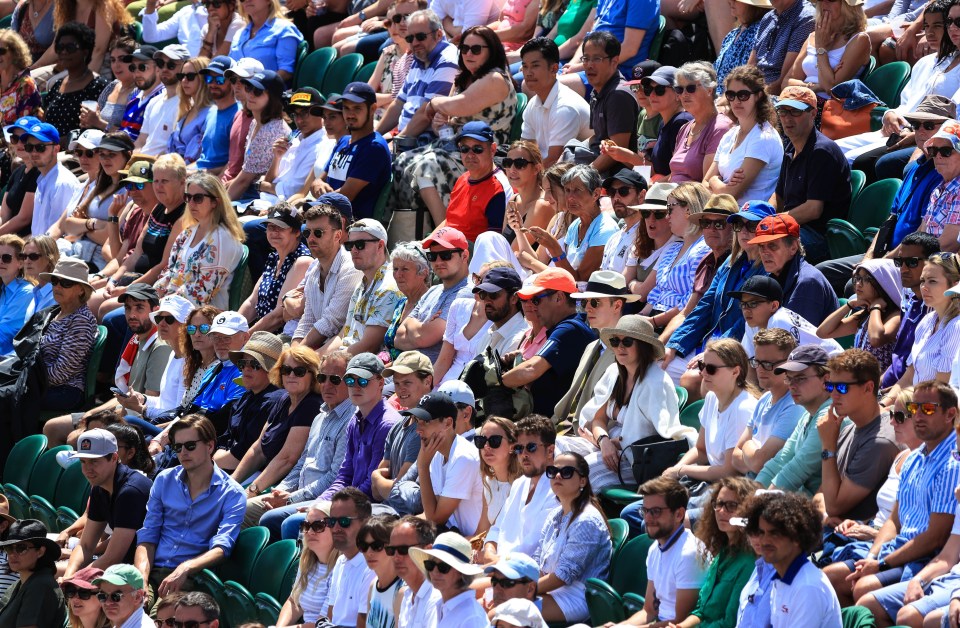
[203,55,235,76]
[21,121,59,144]
[340,81,376,104]
[309,192,353,222]
[5,116,40,134]
[484,553,540,582]
[456,120,494,143]
[728,200,777,223]
[242,70,284,99]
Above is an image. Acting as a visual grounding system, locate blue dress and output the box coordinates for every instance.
[167,105,214,165]
[715,22,763,95]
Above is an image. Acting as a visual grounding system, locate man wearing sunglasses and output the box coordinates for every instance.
[92,564,153,627]
[138,44,189,156]
[24,121,80,237]
[474,266,528,358]
[394,226,471,361]
[503,268,596,416]
[119,46,163,142]
[172,592,221,628]
[599,169,647,274]
[321,488,376,628]
[484,553,539,610]
[832,380,960,619]
[919,120,960,253]
[135,414,246,599]
[391,516,442,628]
[195,56,239,175]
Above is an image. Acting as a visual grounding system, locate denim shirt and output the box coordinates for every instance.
[738,558,776,628]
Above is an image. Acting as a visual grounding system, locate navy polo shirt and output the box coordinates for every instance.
[325,131,392,220]
[776,128,851,234]
[86,463,153,562]
[529,313,597,415]
[217,384,281,461]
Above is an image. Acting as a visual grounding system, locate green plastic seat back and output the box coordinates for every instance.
[56,506,81,532]
[321,53,364,96]
[622,592,645,616]
[355,61,377,84]
[826,219,868,258]
[679,399,704,431]
[863,61,911,107]
[850,169,866,202]
[215,526,269,585]
[279,548,301,602]
[221,582,259,627]
[296,47,337,90]
[610,534,654,596]
[55,460,91,515]
[292,39,309,85]
[847,178,901,233]
[228,246,250,311]
[3,434,47,487]
[609,518,629,559]
[255,593,283,625]
[30,497,59,531]
[649,15,667,61]
[372,171,394,225]
[841,605,877,628]
[509,92,528,142]
[85,326,108,402]
[585,579,626,625]
[249,539,301,599]
[28,446,70,501]
[674,384,688,410]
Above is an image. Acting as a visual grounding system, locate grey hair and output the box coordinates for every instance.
[676,61,718,92]
[409,9,442,32]
[561,164,602,192]
[391,241,431,276]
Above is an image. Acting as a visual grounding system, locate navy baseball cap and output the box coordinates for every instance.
[310,192,353,222]
[203,55,235,76]
[728,200,777,224]
[132,45,159,61]
[457,121,494,143]
[242,70,284,99]
[340,81,376,104]
[727,275,783,302]
[473,267,522,293]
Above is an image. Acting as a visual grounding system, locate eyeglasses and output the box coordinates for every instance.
[529,290,556,306]
[22,143,49,153]
[748,357,784,371]
[344,375,370,388]
[823,381,864,394]
[17,252,42,261]
[300,520,328,533]
[699,218,728,230]
[154,314,178,325]
[714,499,740,513]
[641,84,669,97]
[172,439,202,453]
[185,193,215,204]
[50,277,78,288]
[929,145,956,158]
[893,256,922,268]
[730,220,759,233]
[641,209,669,220]
[785,374,810,386]
[906,401,941,415]
[725,89,759,102]
[324,516,358,528]
[384,543,421,556]
[73,149,95,158]
[3,543,35,555]
[280,365,310,377]
[234,358,263,371]
[344,238,378,251]
[204,74,227,85]
[545,465,580,479]
[776,105,808,118]
[55,42,81,53]
[177,72,199,81]
[459,43,488,55]
[673,84,699,94]
[474,434,505,449]
[405,32,430,43]
[579,55,611,64]
[62,586,96,600]
[423,559,454,574]
[491,576,531,588]
[242,83,265,97]
[892,410,909,424]
[607,336,636,348]
[155,60,181,70]
[426,250,463,262]
[458,144,486,154]
[97,591,126,603]
[317,373,344,385]
[906,119,939,131]
[186,324,211,335]
[357,539,386,553]
[155,617,176,627]
[851,274,875,287]
[739,297,770,311]
[502,157,531,169]
[639,506,668,518]
[126,182,146,191]
[511,442,541,455]
[697,360,731,375]
[306,228,327,239]
[0,254,13,264]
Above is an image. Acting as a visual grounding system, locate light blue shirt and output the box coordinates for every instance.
[34,163,80,236]
[33,283,54,312]
[747,391,806,448]
[137,463,246,568]
[647,237,711,311]
[228,17,303,74]
[167,105,215,165]
[197,102,239,170]
[0,277,35,356]
[563,212,619,273]
[738,558,776,628]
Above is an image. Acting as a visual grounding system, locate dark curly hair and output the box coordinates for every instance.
[694,477,762,562]
[54,22,96,66]
[454,26,508,93]
[723,65,775,127]
[105,422,155,477]
[742,491,822,555]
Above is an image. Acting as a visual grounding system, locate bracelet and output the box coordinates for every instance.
[202,40,214,47]
[107,216,120,223]
[867,552,877,560]
[597,434,609,445]
[550,252,567,264]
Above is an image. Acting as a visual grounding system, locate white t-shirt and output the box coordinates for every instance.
[770,558,842,628]
[326,552,376,627]
[601,221,640,274]
[428,434,484,536]
[645,527,708,622]
[714,122,783,204]
[701,389,757,467]
[262,128,328,202]
[140,93,181,156]
[742,307,843,358]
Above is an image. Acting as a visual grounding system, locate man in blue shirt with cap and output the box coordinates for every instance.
[196,55,239,173]
[24,120,80,236]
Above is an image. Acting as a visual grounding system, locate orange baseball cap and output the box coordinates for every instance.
[517,267,578,299]
[423,226,469,250]
[776,86,816,111]
[748,214,801,244]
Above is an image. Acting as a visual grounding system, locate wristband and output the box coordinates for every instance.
[866,552,877,560]
[202,40,214,47]
[550,252,567,264]
[597,434,609,445]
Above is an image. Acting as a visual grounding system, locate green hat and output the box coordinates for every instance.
[92,564,145,590]
[119,160,154,185]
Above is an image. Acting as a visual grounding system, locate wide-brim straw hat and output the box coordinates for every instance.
[408,531,484,577]
[735,0,772,7]
[38,257,92,290]
[599,315,665,359]
[228,331,283,371]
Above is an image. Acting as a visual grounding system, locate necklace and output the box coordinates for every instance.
[31,0,49,19]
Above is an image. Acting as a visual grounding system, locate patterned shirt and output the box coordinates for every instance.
[396,40,459,132]
[120,83,165,141]
[294,249,363,341]
[38,305,98,389]
[0,69,41,127]
[339,260,403,349]
[715,22,762,95]
[922,176,960,237]
[255,242,310,331]
[154,224,244,310]
[243,117,290,175]
[535,504,611,585]
[753,0,815,85]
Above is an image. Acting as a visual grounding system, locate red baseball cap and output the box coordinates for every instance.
[517,267,578,298]
[748,214,800,244]
[423,226,469,250]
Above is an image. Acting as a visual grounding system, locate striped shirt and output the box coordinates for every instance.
[38,305,98,390]
[648,237,712,312]
[897,433,960,539]
[396,40,459,132]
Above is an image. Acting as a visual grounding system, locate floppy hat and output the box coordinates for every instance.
[383,351,433,377]
[409,531,484,576]
[905,95,956,123]
[598,315,665,359]
[149,295,193,325]
[39,258,92,289]
[628,182,677,211]
[0,519,61,559]
[228,331,283,371]
[571,270,642,302]
[517,267,578,298]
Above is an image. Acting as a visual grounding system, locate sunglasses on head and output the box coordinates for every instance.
[426,250,462,262]
[459,43,488,55]
[177,72,199,81]
[823,380,864,394]
[358,539,386,553]
[155,60,181,70]
[641,209,669,220]
[234,358,263,371]
[458,144,486,154]
[474,434,505,449]
[204,74,227,85]
[749,357,784,371]
[154,314,178,325]
[185,192,214,204]
[325,516,358,528]
[725,89,759,102]
[73,149,95,158]
[511,442,540,455]
[906,401,941,415]
[423,559,454,574]
[300,519,328,533]
[502,157,531,169]
[171,439,202,453]
[55,42,81,53]
[384,543,421,556]
[490,575,531,588]
[907,119,940,131]
[97,591,126,603]
[607,336,636,348]
[344,375,371,388]
[529,290,556,306]
[62,586,96,600]
[126,182,146,191]
[186,323,211,335]
[22,143,49,153]
[344,238,378,251]
[893,256,922,268]
[545,465,580,479]
[317,373,343,385]
[730,220,759,233]
[697,360,730,375]
[49,277,78,288]
[928,145,956,158]
[280,365,310,377]
[242,83,265,97]
[642,83,669,97]
[405,32,430,42]
[17,253,42,261]
[699,218,728,230]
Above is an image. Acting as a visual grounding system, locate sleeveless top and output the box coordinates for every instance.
[449,70,518,146]
[366,577,403,628]
[135,202,186,274]
[255,242,310,329]
[801,34,868,98]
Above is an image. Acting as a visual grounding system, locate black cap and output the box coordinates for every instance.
[340,81,376,104]
[132,45,158,61]
[625,60,662,84]
[473,267,523,294]
[774,345,832,374]
[321,93,343,112]
[243,70,284,99]
[727,275,783,302]
[98,134,135,153]
[119,282,160,306]
[288,87,324,107]
[401,392,458,422]
[603,169,648,191]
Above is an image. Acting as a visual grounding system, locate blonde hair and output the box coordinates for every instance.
[478,416,520,486]
[153,153,187,181]
[928,253,960,324]
[177,57,213,121]
[669,182,711,238]
[815,0,867,39]
[291,506,340,605]
[269,345,323,393]
[704,338,761,398]
[0,30,33,72]
[182,172,246,243]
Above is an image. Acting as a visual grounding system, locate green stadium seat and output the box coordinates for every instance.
[674,384,688,410]
[2,434,46,487]
[214,526,270,585]
[54,459,91,515]
[585,534,654,625]
[863,61,911,108]
[355,61,377,84]
[847,178,901,233]
[321,53,364,96]
[221,540,301,627]
[509,92,528,142]
[228,246,250,311]
[679,399,704,431]
[850,170,866,202]
[826,219,869,258]
[295,48,337,90]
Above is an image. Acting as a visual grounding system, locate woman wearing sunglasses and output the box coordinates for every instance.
[277,502,341,627]
[585,316,691,489]
[623,182,682,304]
[231,345,323,493]
[60,566,109,628]
[0,122,38,241]
[705,65,783,205]
[409,531,488,628]
[155,172,244,309]
[670,62,733,184]
[0,519,67,628]
[714,0,769,99]
[383,242,432,362]
[503,140,553,248]
[535,451,611,623]
[391,25,516,230]
[167,56,214,165]
[21,235,59,311]
[474,416,520,535]
[360,515,404,628]
[0,31,41,127]
[80,37,136,132]
[0,235,37,357]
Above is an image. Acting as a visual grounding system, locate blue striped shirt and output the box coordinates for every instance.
[648,237,712,311]
[396,40,459,132]
[897,433,960,540]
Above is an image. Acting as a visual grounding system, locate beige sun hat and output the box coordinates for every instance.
[408,531,484,577]
[735,0,772,7]
[38,257,92,290]
[228,331,283,371]
[599,314,666,359]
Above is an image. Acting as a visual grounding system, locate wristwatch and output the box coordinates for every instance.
[359,9,367,20]
[248,483,259,494]
[815,47,828,56]
[821,449,837,460]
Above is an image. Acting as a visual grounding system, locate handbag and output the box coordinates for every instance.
[820,98,877,140]
[622,437,690,485]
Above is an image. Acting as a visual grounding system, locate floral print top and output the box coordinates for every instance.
[255,241,310,330]
[243,117,291,175]
[449,71,518,146]
[715,22,763,96]
[0,70,41,127]
[339,260,403,351]
[155,224,244,310]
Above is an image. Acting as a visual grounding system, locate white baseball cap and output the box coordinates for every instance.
[68,428,118,460]
[69,129,104,151]
[226,57,265,79]
[150,295,194,325]
[208,311,250,336]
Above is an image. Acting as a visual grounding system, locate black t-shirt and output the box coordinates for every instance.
[3,165,39,237]
[650,111,693,176]
[776,128,852,234]
[136,202,186,274]
[0,567,66,628]
[218,384,281,461]
[86,463,153,563]
[260,391,324,461]
[529,313,597,416]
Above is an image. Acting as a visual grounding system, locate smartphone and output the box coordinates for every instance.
[110,386,130,398]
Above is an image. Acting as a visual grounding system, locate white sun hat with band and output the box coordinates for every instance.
[408,531,484,577]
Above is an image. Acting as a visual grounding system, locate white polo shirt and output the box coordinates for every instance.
[770,555,842,628]
[436,589,488,628]
[140,93,181,156]
[398,580,442,628]
[645,526,707,622]
[486,473,556,557]
[520,80,591,157]
[600,221,640,273]
[428,434,483,536]
[326,551,376,627]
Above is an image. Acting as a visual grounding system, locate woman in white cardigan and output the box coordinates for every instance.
[584,315,696,489]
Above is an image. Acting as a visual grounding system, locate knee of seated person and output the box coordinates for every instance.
[852,574,882,600]
[921,608,945,628]
[897,604,924,626]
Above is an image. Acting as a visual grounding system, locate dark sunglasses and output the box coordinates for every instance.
[234,358,263,371]
[641,209,670,220]
[280,365,310,377]
[177,72,199,81]
[242,83,265,97]
[474,434,506,449]
[697,360,730,375]
[389,12,412,23]
[928,145,956,158]
[22,143,49,153]
[426,250,462,262]
[405,32,430,42]
[724,89,759,102]
[511,442,540,455]
[699,218,728,230]
[325,516,358,528]
[528,290,556,306]
[155,619,176,628]
[186,323,211,335]
[607,186,636,199]
[491,576,531,588]
[502,157,531,169]
[155,60,181,70]
[133,63,153,72]
[893,256,922,268]
[17,253,42,261]
[291,105,325,117]
[892,410,909,424]
[384,543,421,556]
[344,375,370,388]
[204,74,227,85]
[749,357,784,371]
[906,401,941,415]
[112,54,134,64]
[642,83,668,97]
[730,220,759,233]
[459,43,488,55]
[62,586,96,600]
[300,519,328,533]
[185,193,215,204]
[673,84,699,94]
[49,277,78,288]
[172,439,202,453]
[154,314,178,325]
[357,539,386,553]
[607,336,636,348]
[946,16,960,27]
[73,149,96,158]
[306,228,327,239]
[317,373,343,385]
[423,559,453,574]
[55,42,81,53]
[97,591,126,603]
[458,144,486,154]
[475,290,503,301]
[0,254,14,264]
[823,380,864,394]
[545,465,580,479]
[172,622,210,628]
[344,238,378,251]
[126,182,146,191]
[3,543,35,555]
[907,119,940,131]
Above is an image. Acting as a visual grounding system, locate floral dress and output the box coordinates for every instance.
[154,223,244,310]
[391,70,517,212]
[254,241,310,331]
[0,70,42,127]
